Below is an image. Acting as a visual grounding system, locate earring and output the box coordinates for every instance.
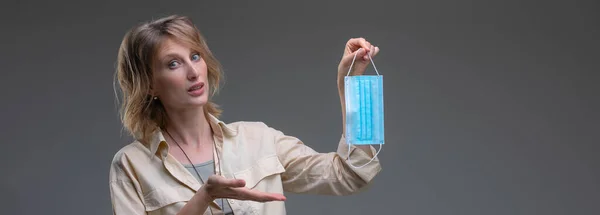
[153,96,158,100]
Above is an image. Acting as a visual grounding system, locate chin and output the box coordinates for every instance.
[188,96,209,106]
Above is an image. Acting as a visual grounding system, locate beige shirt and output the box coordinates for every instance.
[109,114,382,215]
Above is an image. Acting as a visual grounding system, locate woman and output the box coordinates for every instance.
[109,15,382,215]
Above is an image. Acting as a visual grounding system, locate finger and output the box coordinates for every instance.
[347,38,371,53]
[373,46,380,57]
[364,45,375,60]
[360,38,371,52]
[220,178,246,188]
[340,48,365,67]
[235,188,286,202]
[208,175,246,188]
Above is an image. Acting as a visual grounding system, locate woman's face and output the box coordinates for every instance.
[152,37,209,110]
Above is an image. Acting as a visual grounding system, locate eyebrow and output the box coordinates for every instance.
[160,53,182,62]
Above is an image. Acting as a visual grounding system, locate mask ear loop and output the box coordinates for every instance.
[345,48,383,169]
[346,48,381,76]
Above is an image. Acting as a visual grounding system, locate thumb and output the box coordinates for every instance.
[220,178,246,188]
[207,175,246,188]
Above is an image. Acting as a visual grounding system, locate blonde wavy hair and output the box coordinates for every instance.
[114,15,224,144]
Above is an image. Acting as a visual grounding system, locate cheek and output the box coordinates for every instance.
[198,61,210,92]
[197,59,209,77]
[154,74,185,94]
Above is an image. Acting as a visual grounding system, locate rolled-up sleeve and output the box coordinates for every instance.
[269,125,382,196]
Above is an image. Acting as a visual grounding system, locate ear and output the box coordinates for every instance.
[148,79,157,95]
[148,85,158,99]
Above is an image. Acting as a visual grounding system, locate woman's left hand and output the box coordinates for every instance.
[337,37,380,84]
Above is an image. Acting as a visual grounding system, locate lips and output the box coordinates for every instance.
[187,82,205,97]
[188,82,204,92]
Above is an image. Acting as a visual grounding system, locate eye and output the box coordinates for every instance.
[191,53,201,61]
[168,60,180,69]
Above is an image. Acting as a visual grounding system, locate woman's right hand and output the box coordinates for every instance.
[199,175,286,203]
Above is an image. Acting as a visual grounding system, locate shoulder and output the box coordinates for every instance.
[222,120,303,147]
[109,140,150,182]
[111,140,149,164]
[226,120,276,134]
[222,120,290,141]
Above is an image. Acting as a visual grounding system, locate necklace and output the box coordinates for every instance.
[165,129,228,214]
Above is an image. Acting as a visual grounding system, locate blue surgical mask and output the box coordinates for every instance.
[344,49,384,168]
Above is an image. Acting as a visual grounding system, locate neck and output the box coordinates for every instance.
[163,106,212,148]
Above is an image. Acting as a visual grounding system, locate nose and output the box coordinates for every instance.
[186,63,199,81]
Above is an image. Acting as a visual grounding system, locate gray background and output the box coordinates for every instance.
[1,0,598,214]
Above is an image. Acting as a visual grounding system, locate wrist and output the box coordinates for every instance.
[337,77,345,92]
[337,74,344,85]
[196,186,215,204]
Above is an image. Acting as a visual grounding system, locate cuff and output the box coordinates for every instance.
[336,134,382,182]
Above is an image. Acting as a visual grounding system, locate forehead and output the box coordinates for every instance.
[157,37,193,56]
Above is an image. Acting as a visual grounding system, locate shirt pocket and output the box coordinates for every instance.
[143,186,191,212]
[233,154,285,189]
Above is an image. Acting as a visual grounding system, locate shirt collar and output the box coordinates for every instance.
[147,113,238,158]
